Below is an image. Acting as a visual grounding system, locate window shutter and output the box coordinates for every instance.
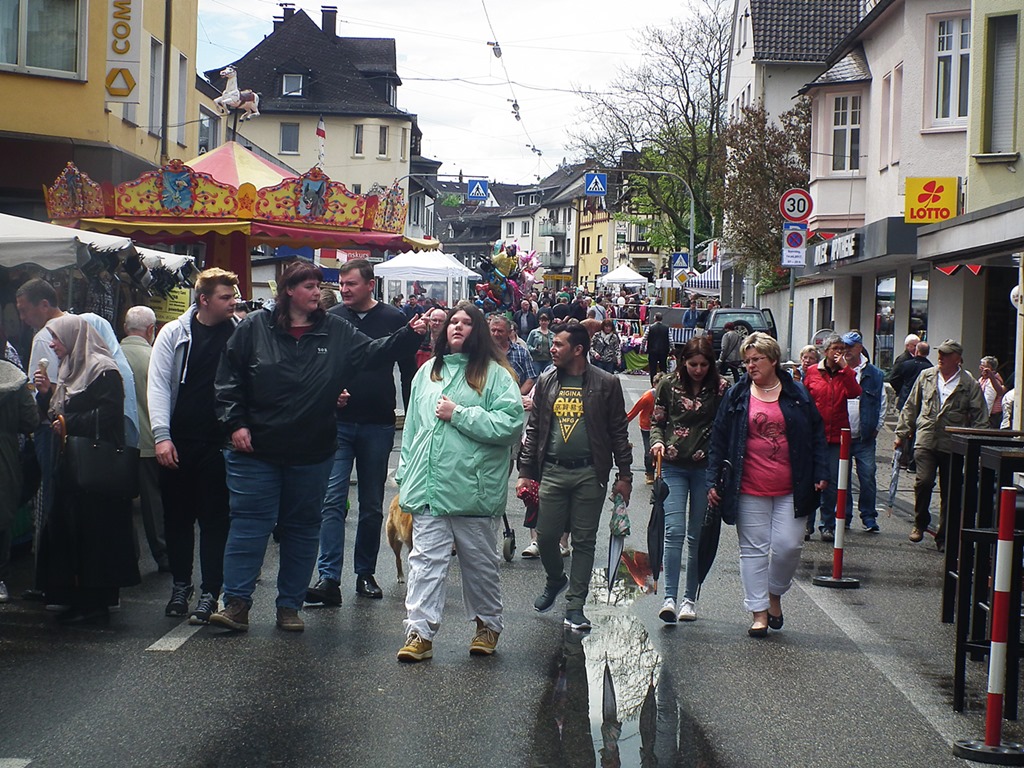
[990,17,1018,153]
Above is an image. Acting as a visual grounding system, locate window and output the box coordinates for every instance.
[985,15,1019,153]
[522,220,531,236]
[529,194,538,204]
[0,0,85,77]
[410,194,423,227]
[282,73,303,97]
[198,108,220,153]
[879,73,891,169]
[910,270,929,342]
[149,37,163,136]
[280,122,299,154]
[386,82,396,106]
[353,124,364,155]
[597,234,604,252]
[400,127,408,161]
[874,275,896,370]
[176,53,187,146]
[831,95,861,172]
[506,222,515,237]
[378,125,388,156]
[932,15,970,125]
[352,183,361,194]
[892,65,903,163]
[517,195,527,206]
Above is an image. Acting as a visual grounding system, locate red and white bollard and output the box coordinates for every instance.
[953,487,1024,764]
[814,428,860,589]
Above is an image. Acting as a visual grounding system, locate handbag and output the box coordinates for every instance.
[61,412,139,499]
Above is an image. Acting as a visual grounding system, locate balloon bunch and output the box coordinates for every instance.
[473,240,543,312]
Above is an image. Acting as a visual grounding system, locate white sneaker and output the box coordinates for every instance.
[0,581,8,603]
[560,544,571,558]
[522,541,540,559]
[677,598,697,621]
[659,598,678,624]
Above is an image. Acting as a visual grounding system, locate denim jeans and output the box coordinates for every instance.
[845,436,878,524]
[810,442,842,533]
[222,451,334,610]
[661,464,708,602]
[317,421,395,581]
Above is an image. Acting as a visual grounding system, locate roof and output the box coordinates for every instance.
[823,0,900,67]
[204,9,408,120]
[800,46,871,93]
[749,0,861,63]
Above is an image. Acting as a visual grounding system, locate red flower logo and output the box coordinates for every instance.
[918,180,944,204]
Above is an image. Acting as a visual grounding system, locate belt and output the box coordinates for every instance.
[544,456,594,470]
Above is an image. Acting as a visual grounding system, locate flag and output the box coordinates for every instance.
[316,115,326,167]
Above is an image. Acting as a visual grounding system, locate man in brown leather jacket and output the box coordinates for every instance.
[517,323,632,632]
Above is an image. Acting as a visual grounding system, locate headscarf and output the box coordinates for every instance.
[45,314,118,418]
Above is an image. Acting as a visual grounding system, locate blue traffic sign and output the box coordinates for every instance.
[584,173,607,197]
[671,252,688,269]
[600,264,609,274]
[466,179,489,201]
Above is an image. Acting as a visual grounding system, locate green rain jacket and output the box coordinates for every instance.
[397,354,525,517]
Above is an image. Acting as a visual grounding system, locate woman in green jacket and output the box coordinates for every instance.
[396,302,525,662]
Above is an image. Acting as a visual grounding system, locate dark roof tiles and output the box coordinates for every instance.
[750,0,861,63]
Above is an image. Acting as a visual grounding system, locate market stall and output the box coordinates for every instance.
[374,249,477,306]
[597,264,648,286]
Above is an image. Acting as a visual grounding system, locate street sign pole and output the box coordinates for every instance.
[787,267,796,362]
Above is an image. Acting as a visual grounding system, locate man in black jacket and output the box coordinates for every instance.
[644,313,671,385]
[306,260,416,605]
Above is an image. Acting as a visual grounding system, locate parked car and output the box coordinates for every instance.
[704,307,778,359]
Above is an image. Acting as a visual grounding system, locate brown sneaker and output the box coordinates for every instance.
[645,473,655,485]
[276,607,305,632]
[209,598,249,631]
[397,631,433,662]
[909,527,924,543]
[469,621,499,656]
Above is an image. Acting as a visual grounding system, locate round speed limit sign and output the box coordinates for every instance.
[779,188,813,222]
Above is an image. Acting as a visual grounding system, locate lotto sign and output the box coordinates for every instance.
[779,188,812,222]
[904,178,959,223]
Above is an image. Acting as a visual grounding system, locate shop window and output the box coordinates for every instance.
[911,270,929,341]
[831,95,861,172]
[931,15,970,126]
[875,275,896,370]
[0,0,85,77]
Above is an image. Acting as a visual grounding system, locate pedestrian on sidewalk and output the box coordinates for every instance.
[842,331,886,533]
[642,313,671,385]
[395,303,524,662]
[895,339,987,551]
[978,356,1006,429]
[650,336,728,624]
[707,333,828,637]
[803,334,861,540]
[626,373,664,484]
[211,262,425,634]
[887,341,932,469]
[518,323,633,633]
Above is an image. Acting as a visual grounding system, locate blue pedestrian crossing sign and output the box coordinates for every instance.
[584,172,607,197]
[466,179,489,201]
[671,252,688,269]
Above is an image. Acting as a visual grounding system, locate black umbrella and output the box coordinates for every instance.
[887,447,903,517]
[696,459,731,598]
[648,455,669,587]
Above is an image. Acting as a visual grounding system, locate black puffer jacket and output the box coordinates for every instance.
[215,309,421,465]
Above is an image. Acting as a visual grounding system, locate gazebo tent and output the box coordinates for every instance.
[685,261,721,296]
[374,250,477,305]
[598,264,648,285]
[0,211,134,270]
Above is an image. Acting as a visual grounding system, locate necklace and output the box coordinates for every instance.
[755,380,781,392]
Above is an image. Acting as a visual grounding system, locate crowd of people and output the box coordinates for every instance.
[0,261,1011,656]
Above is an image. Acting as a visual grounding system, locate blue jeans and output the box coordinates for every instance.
[810,443,842,533]
[662,464,708,602]
[317,421,395,581]
[222,451,334,610]
[845,436,878,524]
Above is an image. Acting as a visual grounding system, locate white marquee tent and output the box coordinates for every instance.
[597,264,647,285]
[0,211,135,270]
[374,250,478,305]
[685,261,721,296]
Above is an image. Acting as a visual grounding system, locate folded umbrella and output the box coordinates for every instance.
[887,447,903,517]
[607,493,630,602]
[647,455,669,588]
[696,459,731,599]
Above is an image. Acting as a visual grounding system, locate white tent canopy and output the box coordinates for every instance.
[375,250,477,305]
[0,211,135,270]
[686,261,721,296]
[597,264,647,285]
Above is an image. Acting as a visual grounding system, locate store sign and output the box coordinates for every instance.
[904,177,959,224]
[813,232,860,266]
[105,0,142,103]
[148,287,191,323]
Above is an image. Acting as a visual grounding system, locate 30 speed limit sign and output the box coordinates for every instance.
[779,188,813,222]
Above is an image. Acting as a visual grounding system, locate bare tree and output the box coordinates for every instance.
[570,0,731,251]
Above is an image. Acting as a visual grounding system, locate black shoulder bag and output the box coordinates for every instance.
[62,412,140,499]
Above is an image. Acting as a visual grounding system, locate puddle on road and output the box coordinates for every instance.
[531,566,722,767]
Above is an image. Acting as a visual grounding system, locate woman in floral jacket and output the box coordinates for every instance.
[650,335,728,624]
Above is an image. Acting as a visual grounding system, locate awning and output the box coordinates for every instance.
[917,196,1024,266]
[182,141,296,189]
[685,261,721,296]
[0,211,134,269]
[79,217,248,237]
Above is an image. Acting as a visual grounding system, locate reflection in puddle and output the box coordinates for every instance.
[531,569,721,767]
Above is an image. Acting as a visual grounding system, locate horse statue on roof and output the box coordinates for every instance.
[214,66,260,121]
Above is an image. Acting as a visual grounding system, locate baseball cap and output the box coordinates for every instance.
[937,339,963,355]
[841,331,863,346]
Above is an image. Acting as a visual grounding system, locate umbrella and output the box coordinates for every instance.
[696,459,731,598]
[639,674,658,768]
[647,455,669,588]
[607,493,630,601]
[887,447,903,517]
[600,657,622,767]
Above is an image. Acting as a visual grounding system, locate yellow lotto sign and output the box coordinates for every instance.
[904,178,959,224]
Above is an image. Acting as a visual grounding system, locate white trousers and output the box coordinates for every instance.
[403,515,503,641]
[735,494,805,612]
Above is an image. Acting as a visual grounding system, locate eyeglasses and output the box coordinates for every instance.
[744,355,769,366]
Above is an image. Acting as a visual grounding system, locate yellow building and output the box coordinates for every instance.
[0,0,199,217]
[575,204,615,290]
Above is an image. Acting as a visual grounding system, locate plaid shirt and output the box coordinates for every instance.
[505,342,538,386]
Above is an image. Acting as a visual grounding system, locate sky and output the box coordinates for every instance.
[196,0,693,185]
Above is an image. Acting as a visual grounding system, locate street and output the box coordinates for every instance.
[0,372,1017,768]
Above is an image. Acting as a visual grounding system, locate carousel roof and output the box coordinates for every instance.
[183,142,295,189]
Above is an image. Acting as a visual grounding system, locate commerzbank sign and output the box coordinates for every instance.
[105,0,142,103]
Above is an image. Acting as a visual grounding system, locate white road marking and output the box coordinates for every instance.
[0,759,33,767]
[797,580,966,745]
[145,621,202,652]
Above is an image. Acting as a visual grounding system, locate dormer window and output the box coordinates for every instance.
[282,73,304,97]
[517,195,527,205]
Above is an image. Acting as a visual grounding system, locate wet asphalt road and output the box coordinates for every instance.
[0,372,1017,767]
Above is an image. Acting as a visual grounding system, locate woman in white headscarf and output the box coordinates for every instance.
[33,314,140,625]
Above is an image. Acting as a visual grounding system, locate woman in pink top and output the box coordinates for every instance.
[707,333,828,637]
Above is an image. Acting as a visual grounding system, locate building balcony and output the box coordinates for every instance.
[538,251,566,269]
[538,220,567,238]
[625,241,658,255]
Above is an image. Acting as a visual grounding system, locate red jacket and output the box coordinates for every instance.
[803,362,861,444]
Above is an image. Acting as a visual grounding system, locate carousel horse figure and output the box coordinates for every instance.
[214,66,260,121]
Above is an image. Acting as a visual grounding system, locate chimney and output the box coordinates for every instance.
[322,6,338,38]
[281,3,295,20]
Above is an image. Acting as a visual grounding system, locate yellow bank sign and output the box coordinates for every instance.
[904,177,959,224]
[105,0,142,103]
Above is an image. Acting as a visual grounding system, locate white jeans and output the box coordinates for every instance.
[735,494,805,612]
[404,515,503,641]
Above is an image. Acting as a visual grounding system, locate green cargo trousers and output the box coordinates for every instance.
[536,463,607,611]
